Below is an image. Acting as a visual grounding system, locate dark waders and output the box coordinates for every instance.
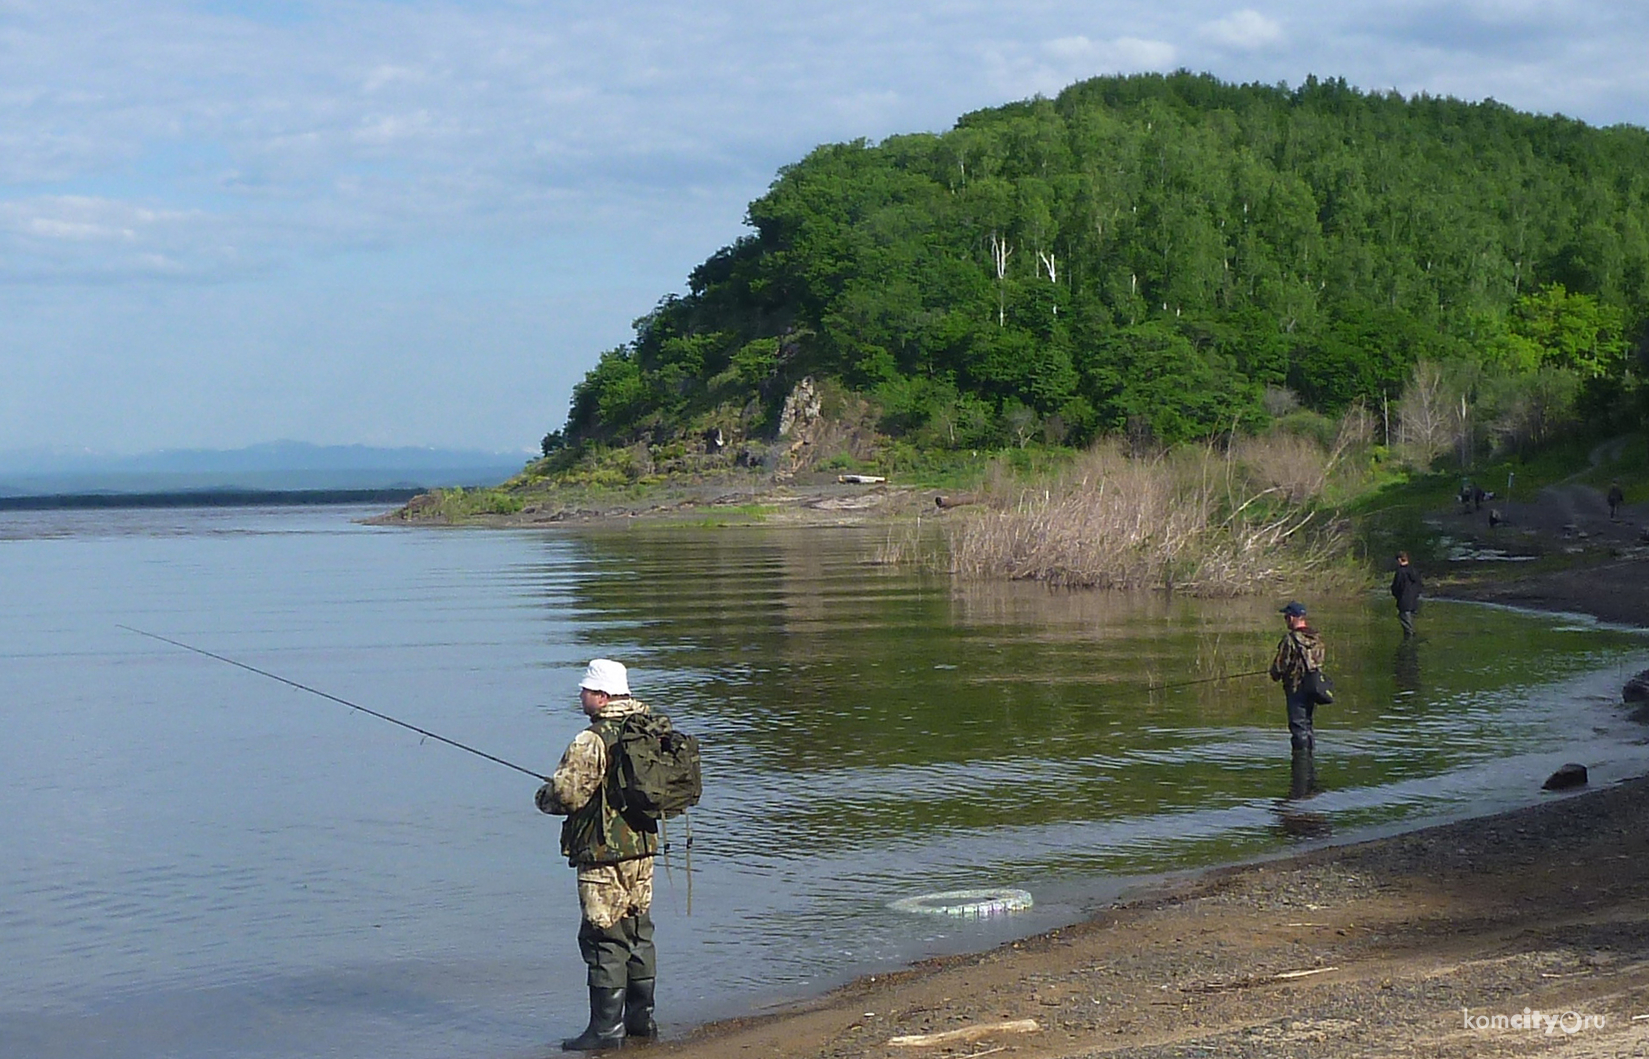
[1286,686,1317,798]
[577,910,656,988]
[564,911,658,1050]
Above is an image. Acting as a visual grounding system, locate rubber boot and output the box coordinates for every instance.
[624,977,658,1039]
[561,986,625,1052]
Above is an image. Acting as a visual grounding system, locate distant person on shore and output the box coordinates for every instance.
[1609,482,1625,520]
[1269,602,1326,797]
[536,659,660,1051]
[1390,552,1422,638]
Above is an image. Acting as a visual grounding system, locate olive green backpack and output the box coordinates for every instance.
[611,711,702,819]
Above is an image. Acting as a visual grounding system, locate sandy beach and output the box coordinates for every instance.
[625,480,1649,1059]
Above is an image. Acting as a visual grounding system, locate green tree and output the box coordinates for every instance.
[552,72,1649,455]
[1508,283,1629,377]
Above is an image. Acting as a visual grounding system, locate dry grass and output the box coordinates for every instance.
[872,514,931,566]
[1229,433,1332,502]
[944,436,1360,596]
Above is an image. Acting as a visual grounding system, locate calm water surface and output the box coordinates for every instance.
[5,505,1648,1058]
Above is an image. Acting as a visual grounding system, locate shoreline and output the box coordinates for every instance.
[656,771,1649,1058]
[641,551,1649,1058]
[369,479,935,530]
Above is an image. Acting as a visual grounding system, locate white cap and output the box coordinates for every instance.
[579,658,630,696]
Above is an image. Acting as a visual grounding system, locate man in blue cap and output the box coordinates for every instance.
[1269,602,1326,796]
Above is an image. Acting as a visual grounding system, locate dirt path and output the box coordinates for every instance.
[1434,443,1648,622]
[1438,475,1643,559]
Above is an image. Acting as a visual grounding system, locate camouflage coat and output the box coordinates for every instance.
[536,697,658,927]
[1269,627,1325,693]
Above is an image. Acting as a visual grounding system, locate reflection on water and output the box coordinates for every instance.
[1394,640,1422,694]
[4,508,1649,1059]
[1289,748,1320,802]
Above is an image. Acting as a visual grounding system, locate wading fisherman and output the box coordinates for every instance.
[1390,551,1422,638]
[1269,602,1326,797]
[536,659,659,1051]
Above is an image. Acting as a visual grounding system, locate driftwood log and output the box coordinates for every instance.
[934,493,980,509]
[886,1019,1041,1047]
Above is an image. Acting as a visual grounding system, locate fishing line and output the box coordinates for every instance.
[1058,667,1271,714]
[1138,667,1271,694]
[118,624,549,781]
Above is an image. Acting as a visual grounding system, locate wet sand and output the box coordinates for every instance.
[636,486,1649,1059]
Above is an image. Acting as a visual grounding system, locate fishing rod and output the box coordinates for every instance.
[118,624,550,781]
[1140,667,1271,693]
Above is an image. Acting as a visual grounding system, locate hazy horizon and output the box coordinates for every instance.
[0,439,533,471]
[0,440,530,496]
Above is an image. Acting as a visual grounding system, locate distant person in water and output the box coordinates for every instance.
[1609,482,1625,520]
[1390,552,1422,638]
[1269,602,1326,797]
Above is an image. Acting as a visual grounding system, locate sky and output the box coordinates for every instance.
[2,1,1647,456]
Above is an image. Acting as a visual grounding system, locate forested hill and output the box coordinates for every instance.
[557,72,1649,456]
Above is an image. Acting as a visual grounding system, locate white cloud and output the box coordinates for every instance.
[362,64,425,93]
[1201,9,1285,50]
[0,195,246,279]
[1045,35,1179,68]
[987,34,1177,98]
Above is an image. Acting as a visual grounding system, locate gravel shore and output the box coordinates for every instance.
[649,761,1649,1059]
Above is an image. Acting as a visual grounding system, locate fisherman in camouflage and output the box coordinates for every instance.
[536,658,660,1051]
[1269,602,1326,797]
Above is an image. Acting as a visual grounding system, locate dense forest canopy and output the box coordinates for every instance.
[557,71,1649,455]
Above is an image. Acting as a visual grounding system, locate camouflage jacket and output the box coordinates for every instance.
[535,697,659,868]
[1269,628,1325,693]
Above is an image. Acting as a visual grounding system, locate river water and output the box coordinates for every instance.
[5,504,1648,1058]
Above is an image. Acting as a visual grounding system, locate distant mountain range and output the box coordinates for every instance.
[0,441,530,497]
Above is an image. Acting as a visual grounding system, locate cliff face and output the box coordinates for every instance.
[771,377,882,479]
